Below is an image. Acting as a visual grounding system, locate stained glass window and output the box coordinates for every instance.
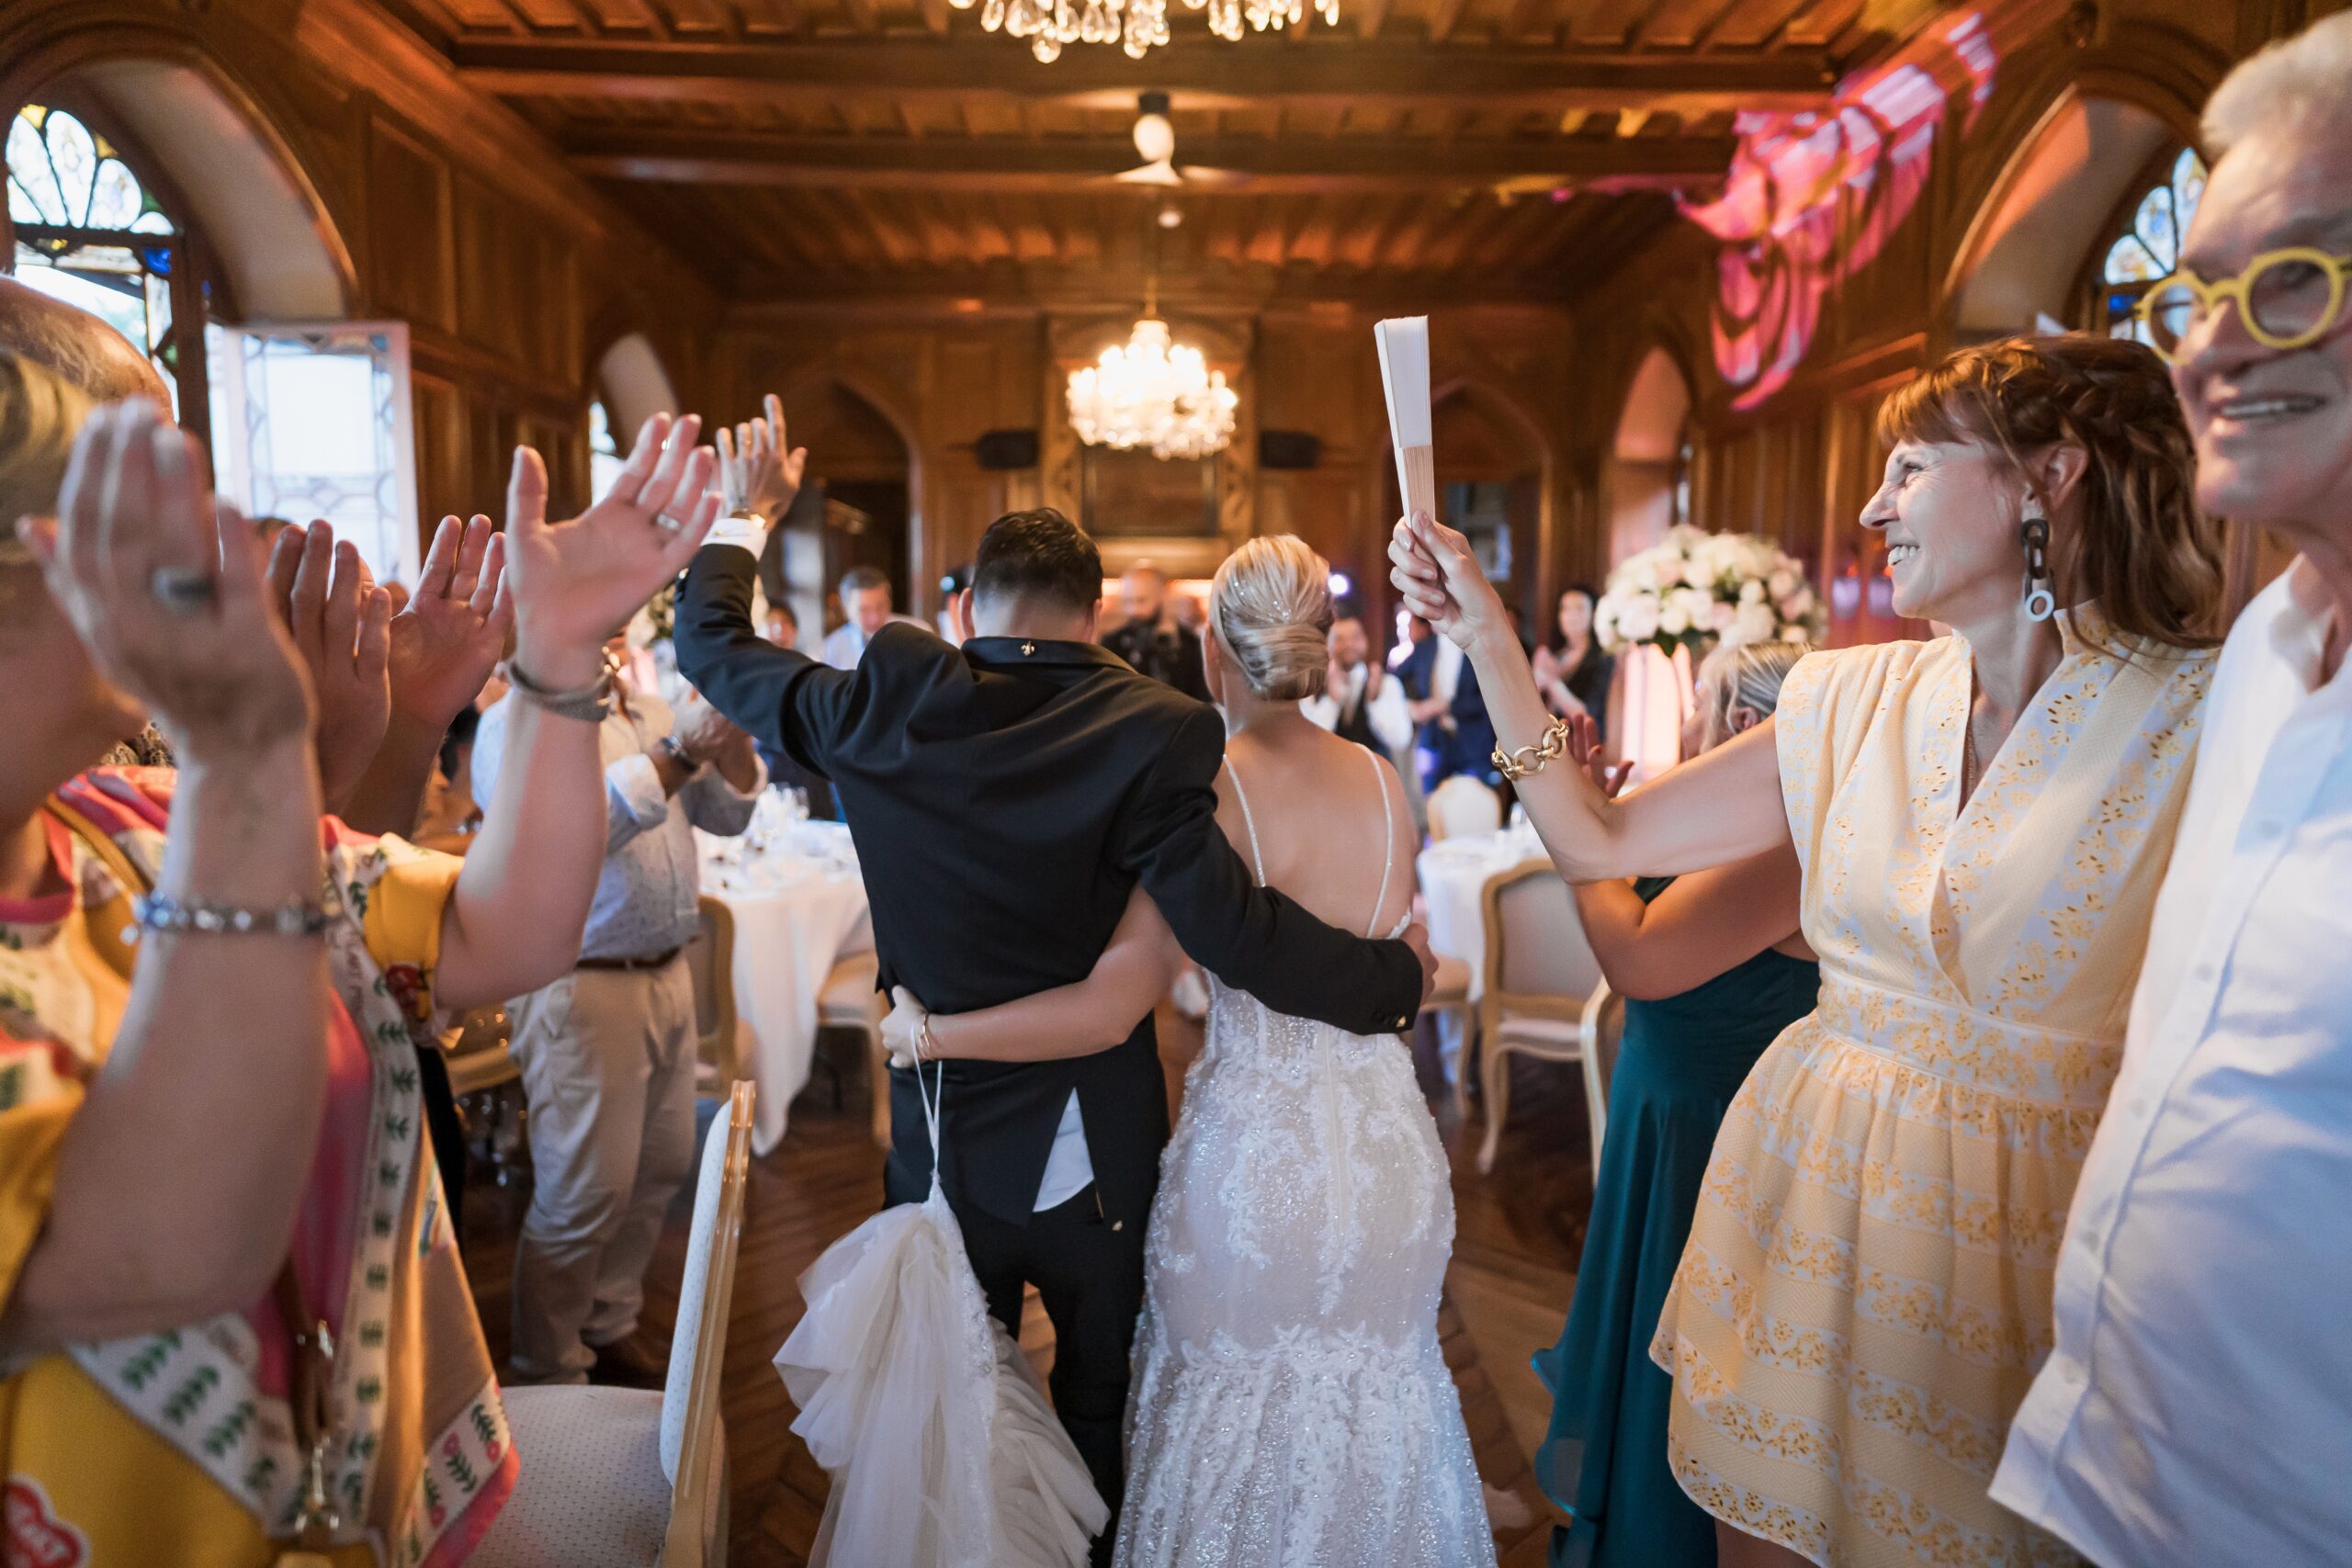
[2098,147,2208,344]
[208,321,421,585]
[7,104,205,421]
[589,398,625,501]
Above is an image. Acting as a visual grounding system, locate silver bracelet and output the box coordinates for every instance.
[506,659,615,723]
[132,891,334,940]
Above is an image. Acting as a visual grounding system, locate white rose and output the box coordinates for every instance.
[1781,619,1814,646]
[1658,599,1691,636]
[1768,568,1799,600]
[1594,599,1621,649]
[1708,598,1740,633]
[1740,580,1766,604]
[1731,600,1779,646]
[1616,597,1661,643]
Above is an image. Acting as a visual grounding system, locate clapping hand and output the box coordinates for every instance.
[1563,712,1632,800]
[388,513,513,729]
[504,413,719,685]
[264,518,390,810]
[881,986,931,1070]
[22,402,312,761]
[1387,511,1509,653]
[671,694,749,768]
[715,393,807,523]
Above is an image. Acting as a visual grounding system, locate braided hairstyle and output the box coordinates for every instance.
[1876,334,2223,651]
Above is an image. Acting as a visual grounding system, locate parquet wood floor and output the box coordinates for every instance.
[459,1006,1594,1566]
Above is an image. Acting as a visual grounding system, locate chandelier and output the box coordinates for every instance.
[1068,317,1238,461]
[954,0,1340,62]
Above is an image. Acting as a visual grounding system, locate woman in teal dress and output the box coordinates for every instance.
[1533,642,1817,1568]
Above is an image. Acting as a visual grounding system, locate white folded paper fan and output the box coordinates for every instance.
[1375,316,1435,520]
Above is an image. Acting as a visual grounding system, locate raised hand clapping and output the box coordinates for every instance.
[716,392,808,524]
[22,402,313,763]
[1562,712,1632,801]
[389,513,513,729]
[265,519,390,811]
[503,412,718,685]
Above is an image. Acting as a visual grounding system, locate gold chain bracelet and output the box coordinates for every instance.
[1491,717,1572,782]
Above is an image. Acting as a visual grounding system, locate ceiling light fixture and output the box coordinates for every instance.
[956,0,1339,62]
[1067,211,1236,460]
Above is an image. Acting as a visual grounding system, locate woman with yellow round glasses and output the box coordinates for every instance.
[2137,246,2352,359]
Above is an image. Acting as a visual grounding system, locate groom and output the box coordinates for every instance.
[675,464,1430,1545]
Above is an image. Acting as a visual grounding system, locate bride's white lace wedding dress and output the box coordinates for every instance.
[1114,751,1496,1568]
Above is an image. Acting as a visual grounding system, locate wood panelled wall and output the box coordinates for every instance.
[1558,0,2346,639]
[722,302,1581,628]
[1,0,720,542]
[9,0,2339,618]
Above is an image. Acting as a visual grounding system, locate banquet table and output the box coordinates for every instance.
[1416,820,1550,1084]
[700,810,874,1156]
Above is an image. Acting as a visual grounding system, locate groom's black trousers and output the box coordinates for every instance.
[898,1175,1147,1562]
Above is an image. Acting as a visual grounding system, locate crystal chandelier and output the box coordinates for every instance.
[954,0,1339,62]
[1068,317,1238,461]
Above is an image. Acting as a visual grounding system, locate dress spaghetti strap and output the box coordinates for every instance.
[1225,761,1268,885]
[1365,748,1396,939]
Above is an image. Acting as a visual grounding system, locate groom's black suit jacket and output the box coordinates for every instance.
[675,545,1423,1230]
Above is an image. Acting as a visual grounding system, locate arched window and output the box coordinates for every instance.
[588,396,625,502]
[7,104,209,425]
[2092,146,2208,345]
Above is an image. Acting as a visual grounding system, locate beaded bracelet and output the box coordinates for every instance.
[1491,717,1574,783]
[132,891,334,940]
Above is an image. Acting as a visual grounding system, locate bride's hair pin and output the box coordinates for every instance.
[1211,536,1335,702]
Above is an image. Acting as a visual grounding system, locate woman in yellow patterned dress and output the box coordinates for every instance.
[1390,335,2225,1568]
[0,353,727,1565]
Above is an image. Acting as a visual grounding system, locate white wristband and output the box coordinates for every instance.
[706,511,770,558]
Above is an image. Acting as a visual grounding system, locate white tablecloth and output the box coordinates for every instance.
[701,818,874,1156]
[1415,823,1547,1087]
[1417,822,1549,1001]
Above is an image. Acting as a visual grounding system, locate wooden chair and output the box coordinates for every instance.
[1577,981,1625,1185]
[1426,774,1503,841]
[473,1079,754,1568]
[1475,859,1603,1175]
[685,896,743,1092]
[817,950,891,1149]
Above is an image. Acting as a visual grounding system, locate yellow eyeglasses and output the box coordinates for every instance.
[2135,246,2352,362]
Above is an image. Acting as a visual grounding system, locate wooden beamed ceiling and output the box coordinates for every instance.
[393,0,1929,305]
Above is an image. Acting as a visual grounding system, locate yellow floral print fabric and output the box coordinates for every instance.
[1651,624,2212,1568]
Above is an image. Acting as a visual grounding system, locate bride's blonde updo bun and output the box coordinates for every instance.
[1211,535,1334,702]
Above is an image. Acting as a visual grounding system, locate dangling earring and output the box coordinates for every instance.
[2020,498,2055,623]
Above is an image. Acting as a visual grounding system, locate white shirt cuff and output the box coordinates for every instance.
[706,513,770,559]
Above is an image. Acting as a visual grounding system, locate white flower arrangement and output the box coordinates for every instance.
[1595,525,1823,657]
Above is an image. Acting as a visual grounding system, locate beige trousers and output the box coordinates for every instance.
[506,957,699,1384]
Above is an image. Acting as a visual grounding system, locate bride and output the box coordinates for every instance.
[887,535,1495,1568]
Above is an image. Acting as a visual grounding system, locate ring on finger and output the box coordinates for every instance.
[150,566,219,615]
[654,512,684,533]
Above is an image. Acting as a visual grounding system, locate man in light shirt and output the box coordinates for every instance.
[1303,615,1412,759]
[474,634,765,1385]
[1990,17,2352,1563]
[820,564,915,670]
